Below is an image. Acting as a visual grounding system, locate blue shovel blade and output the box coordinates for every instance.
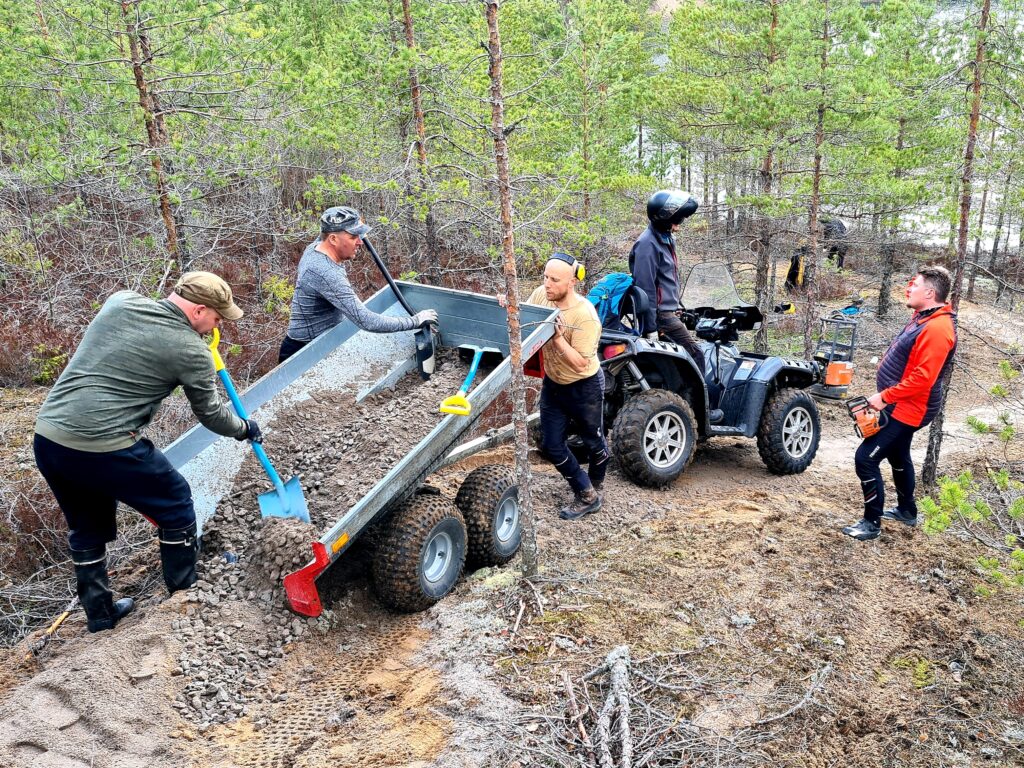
[258,475,310,523]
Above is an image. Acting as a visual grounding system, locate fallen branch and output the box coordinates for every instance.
[589,645,633,768]
[510,598,526,639]
[753,662,833,726]
[563,669,597,767]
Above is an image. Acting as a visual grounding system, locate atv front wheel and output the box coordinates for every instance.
[756,387,820,475]
[612,389,697,487]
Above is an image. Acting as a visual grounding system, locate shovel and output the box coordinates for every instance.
[208,329,310,523]
[440,345,501,416]
[363,237,437,380]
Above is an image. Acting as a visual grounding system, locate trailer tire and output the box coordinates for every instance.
[612,389,696,488]
[527,415,543,448]
[756,387,820,475]
[456,465,521,568]
[373,495,467,612]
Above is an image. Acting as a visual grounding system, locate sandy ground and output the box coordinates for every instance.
[1,296,1022,767]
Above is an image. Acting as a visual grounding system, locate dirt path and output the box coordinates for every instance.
[1,297,1022,767]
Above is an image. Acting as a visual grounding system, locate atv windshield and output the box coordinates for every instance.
[681,262,750,310]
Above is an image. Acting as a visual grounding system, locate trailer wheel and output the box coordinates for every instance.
[612,389,697,488]
[455,465,521,568]
[756,387,820,475]
[373,495,467,612]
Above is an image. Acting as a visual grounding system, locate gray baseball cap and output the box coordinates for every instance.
[320,206,371,237]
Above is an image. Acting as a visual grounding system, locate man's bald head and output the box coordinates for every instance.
[542,257,577,304]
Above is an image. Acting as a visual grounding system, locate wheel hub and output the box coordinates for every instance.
[782,406,814,458]
[422,531,453,584]
[644,411,687,468]
[495,496,519,544]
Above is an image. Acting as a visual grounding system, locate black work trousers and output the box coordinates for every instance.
[34,434,195,551]
[853,416,918,524]
[278,335,309,364]
[539,370,609,495]
[657,311,705,375]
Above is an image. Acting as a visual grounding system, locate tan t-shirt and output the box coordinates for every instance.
[525,287,601,384]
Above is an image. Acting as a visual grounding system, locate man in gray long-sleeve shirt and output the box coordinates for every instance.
[278,205,438,363]
[33,271,259,633]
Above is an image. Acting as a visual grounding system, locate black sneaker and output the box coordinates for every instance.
[841,518,881,541]
[882,508,918,527]
[559,489,602,521]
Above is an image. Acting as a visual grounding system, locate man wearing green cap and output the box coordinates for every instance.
[33,271,261,633]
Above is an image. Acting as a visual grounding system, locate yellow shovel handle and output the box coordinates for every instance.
[207,327,226,372]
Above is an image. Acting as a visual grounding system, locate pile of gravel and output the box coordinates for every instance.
[170,352,481,728]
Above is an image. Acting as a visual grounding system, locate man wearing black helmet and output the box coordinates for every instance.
[629,189,705,374]
[278,206,438,362]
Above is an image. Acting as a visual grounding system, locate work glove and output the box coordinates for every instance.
[236,418,263,444]
[412,309,438,328]
[644,331,660,342]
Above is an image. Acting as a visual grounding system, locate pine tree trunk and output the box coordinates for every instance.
[991,167,1013,305]
[401,0,438,280]
[121,0,188,283]
[879,117,906,320]
[388,0,419,265]
[803,7,828,359]
[922,0,991,487]
[637,119,643,169]
[485,0,538,577]
[966,125,996,301]
[753,0,779,353]
[754,0,779,354]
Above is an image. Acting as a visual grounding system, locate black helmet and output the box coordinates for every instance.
[646,189,699,232]
[320,206,371,236]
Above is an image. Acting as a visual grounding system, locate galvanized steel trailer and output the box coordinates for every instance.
[164,282,554,617]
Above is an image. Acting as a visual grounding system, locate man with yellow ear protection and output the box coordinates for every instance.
[521,253,608,520]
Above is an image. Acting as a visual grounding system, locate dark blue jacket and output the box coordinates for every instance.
[629,225,680,331]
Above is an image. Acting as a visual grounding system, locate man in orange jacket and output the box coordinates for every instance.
[842,265,958,541]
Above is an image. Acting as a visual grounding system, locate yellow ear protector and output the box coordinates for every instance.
[549,252,586,282]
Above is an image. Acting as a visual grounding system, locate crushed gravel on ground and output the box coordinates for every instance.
[170,350,483,729]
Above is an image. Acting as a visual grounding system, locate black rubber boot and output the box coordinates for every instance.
[158,522,199,593]
[71,546,135,633]
[841,518,881,541]
[882,508,918,526]
[559,488,603,521]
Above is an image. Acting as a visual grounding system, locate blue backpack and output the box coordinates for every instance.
[586,272,648,335]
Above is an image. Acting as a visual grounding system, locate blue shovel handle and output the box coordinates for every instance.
[459,349,484,395]
[215,368,289,502]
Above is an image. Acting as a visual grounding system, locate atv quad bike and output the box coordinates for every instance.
[590,261,823,488]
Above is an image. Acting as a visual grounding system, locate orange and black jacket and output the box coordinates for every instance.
[876,304,957,428]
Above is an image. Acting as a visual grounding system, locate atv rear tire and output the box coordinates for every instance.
[373,495,467,612]
[612,389,697,488]
[455,465,521,568]
[756,387,820,475]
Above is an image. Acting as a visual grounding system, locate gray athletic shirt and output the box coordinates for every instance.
[285,241,418,342]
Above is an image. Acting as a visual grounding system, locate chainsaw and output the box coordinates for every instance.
[846,395,888,438]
